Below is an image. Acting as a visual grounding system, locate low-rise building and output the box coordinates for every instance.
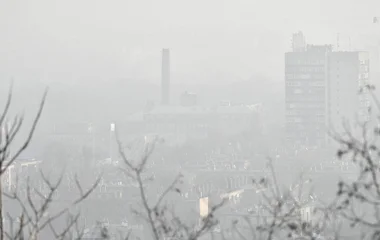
[121,103,263,146]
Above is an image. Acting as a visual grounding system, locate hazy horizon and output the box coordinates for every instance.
[1,0,380,85]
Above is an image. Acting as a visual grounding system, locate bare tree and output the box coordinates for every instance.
[91,84,380,240]
[225,86,380,240]
[330,85,380,240]
[224,158,336,240]
[0,83,100,240]
[116,133,224,240]
[113,138,332,240]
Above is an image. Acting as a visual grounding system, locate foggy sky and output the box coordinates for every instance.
[1,0,380,84]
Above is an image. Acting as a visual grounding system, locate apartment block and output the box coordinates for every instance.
[285,38,370,149]
[326,51,370,134]
[285,44,332,148]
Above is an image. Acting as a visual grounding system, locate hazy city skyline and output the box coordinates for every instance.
[1,1,380,239]
[1,0,380,84]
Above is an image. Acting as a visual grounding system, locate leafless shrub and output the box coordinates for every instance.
[228,85,380,240]
[116,133,224,240]
[330,85,380,240]
[226,158,335,240]
[0,83,100,240]
[104,84,380,240]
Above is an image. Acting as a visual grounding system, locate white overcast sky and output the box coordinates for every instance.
[1,0,380,84]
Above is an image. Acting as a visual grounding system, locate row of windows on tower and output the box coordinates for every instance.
[286,73,325,80]
[286,59,325,65]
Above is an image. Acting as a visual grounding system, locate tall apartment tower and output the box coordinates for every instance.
[285,35,371,149]
[285,44,332,148]
[326,52,370,134]
[161,48,170,105]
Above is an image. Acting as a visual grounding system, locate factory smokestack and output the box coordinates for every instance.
[161,48,170,105]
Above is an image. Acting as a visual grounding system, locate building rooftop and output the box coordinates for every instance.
[125,111,145,122]
[124,104,262,124]
[214,104,262,114]
[143,104,261,115]
[146,105,208,115]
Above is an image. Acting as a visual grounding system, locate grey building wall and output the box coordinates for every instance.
[285,45,332,148]
[285,46,370,149]
[326,51,370,136]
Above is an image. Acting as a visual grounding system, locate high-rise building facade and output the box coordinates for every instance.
[285,34,370,149]
[326,51,370,135]
[285,44,332,148]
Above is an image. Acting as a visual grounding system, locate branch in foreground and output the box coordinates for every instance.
[117,133,224,240]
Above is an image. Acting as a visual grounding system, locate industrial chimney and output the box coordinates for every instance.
[161,48,170,105]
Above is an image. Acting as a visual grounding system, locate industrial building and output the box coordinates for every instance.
[119,48,264,146]
[180,91,198,107]
[121,103,263,146]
